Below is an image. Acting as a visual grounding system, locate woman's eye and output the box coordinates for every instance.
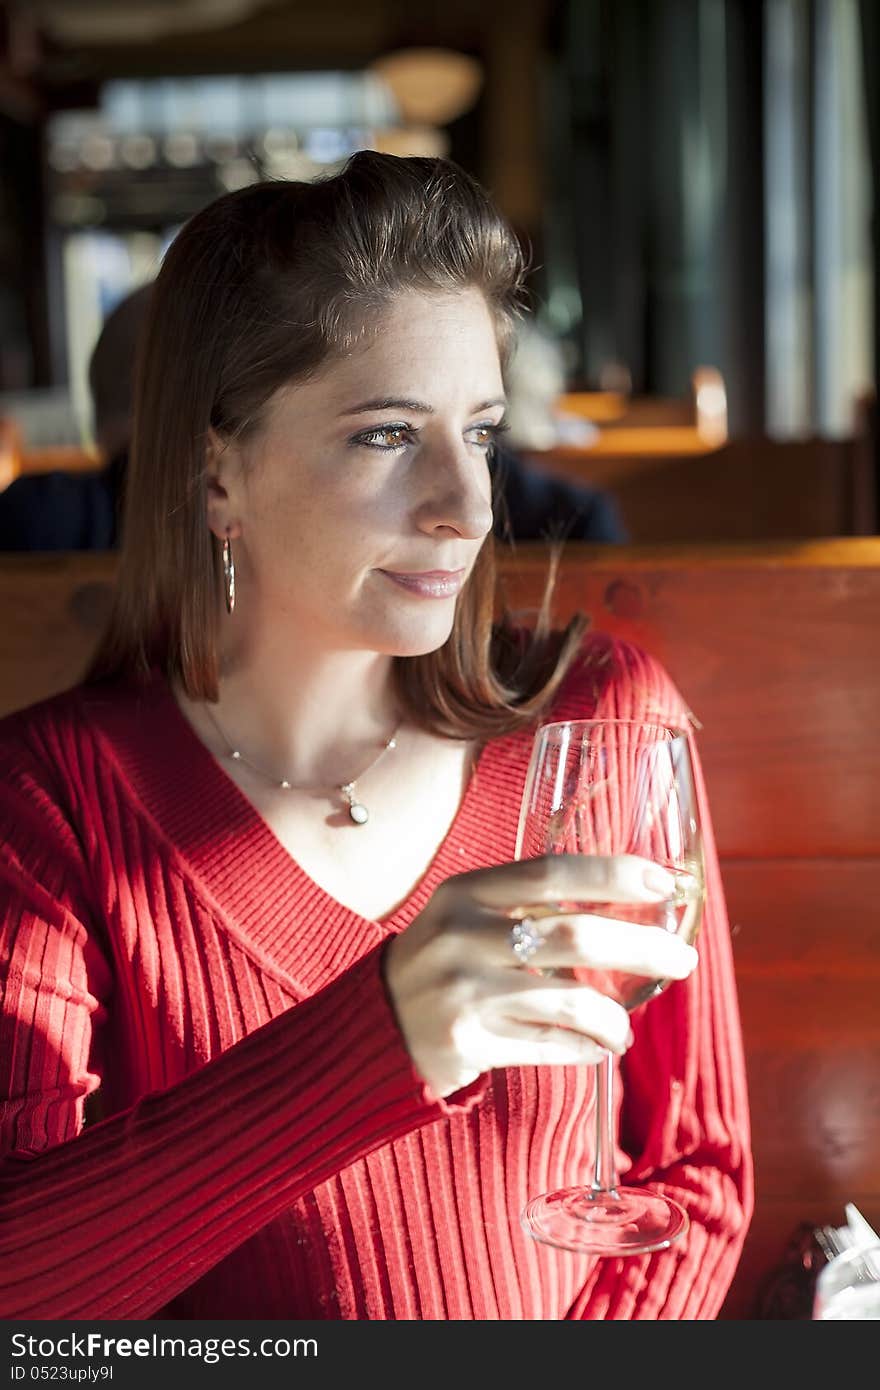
[469,421,510,450]
[355,426,412,450]
[469,425,495,448]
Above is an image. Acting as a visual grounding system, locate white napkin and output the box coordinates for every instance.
[844,1204,880,1275]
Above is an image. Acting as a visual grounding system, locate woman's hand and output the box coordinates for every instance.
[383,854,698,1098]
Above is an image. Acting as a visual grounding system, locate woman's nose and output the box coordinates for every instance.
[413,445,494,540]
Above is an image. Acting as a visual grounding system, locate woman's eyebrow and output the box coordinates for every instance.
[339,396,507,417]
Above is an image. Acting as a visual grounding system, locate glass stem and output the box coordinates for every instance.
[590,1049,620,1197]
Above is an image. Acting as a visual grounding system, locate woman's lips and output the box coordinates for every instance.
[379,569,466,599]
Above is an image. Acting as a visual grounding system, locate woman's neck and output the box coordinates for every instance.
[182,636,401,790]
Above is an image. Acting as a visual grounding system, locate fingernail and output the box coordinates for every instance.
[643,865,675,894]
[626,1027,635,1047]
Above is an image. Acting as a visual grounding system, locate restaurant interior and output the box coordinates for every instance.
[0,0,878,1322]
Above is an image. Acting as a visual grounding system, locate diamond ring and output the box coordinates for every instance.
[510,916,545,965]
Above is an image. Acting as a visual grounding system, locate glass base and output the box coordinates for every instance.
[521,1185,689,1256]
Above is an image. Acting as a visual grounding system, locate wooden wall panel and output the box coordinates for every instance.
[498,541,880,857]
[720,857,880,1313]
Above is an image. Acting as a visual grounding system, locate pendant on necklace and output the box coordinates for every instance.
[340,782,369,824]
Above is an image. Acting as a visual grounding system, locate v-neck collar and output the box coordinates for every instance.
[79,641,608,997]
[79,669,533,996]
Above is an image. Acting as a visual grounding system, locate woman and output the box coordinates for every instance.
[0,153,752,1320]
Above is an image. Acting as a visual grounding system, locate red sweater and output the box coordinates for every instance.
[0,633,752,1320]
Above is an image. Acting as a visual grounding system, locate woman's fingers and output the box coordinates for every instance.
[456,852,677,911]
[521,913,697,978]
[461,911,698,979]
[468,1024,608,1071]
[483,977,633,1055]
[384,853,699,1099]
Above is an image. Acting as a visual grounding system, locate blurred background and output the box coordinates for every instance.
[0,0,877,540]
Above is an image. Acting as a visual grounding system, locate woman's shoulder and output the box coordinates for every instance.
[0,682,91,768]
[0,685,102,868]
[551,628,697,730]
[0,672,150,791]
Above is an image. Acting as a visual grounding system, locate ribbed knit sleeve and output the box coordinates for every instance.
[0,729,485,1320]
[561,640,753,1319]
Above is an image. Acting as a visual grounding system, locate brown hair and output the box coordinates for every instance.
[86,150,588,738]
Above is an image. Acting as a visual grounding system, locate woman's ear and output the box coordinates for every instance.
[205,427,243,541]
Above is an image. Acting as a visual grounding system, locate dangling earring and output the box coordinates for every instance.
[222,534,235,615]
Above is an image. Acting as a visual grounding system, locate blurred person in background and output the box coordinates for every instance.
[493,440,627,544]
[492,312,628,544]
[0,153,750,1320]
[493,317,627,543]
[0,283,152,550]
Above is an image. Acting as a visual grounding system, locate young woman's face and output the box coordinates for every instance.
[212,287,506,658]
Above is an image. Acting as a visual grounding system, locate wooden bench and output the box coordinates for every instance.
[1,539,879,1319]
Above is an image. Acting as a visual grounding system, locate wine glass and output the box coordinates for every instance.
[514,718,705,1256]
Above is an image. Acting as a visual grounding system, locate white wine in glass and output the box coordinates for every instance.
[514,718,705,1256]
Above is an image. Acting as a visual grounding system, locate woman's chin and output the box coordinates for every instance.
[375,614,457,659]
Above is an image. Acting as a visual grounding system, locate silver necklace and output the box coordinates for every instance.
[203,704,400,825]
